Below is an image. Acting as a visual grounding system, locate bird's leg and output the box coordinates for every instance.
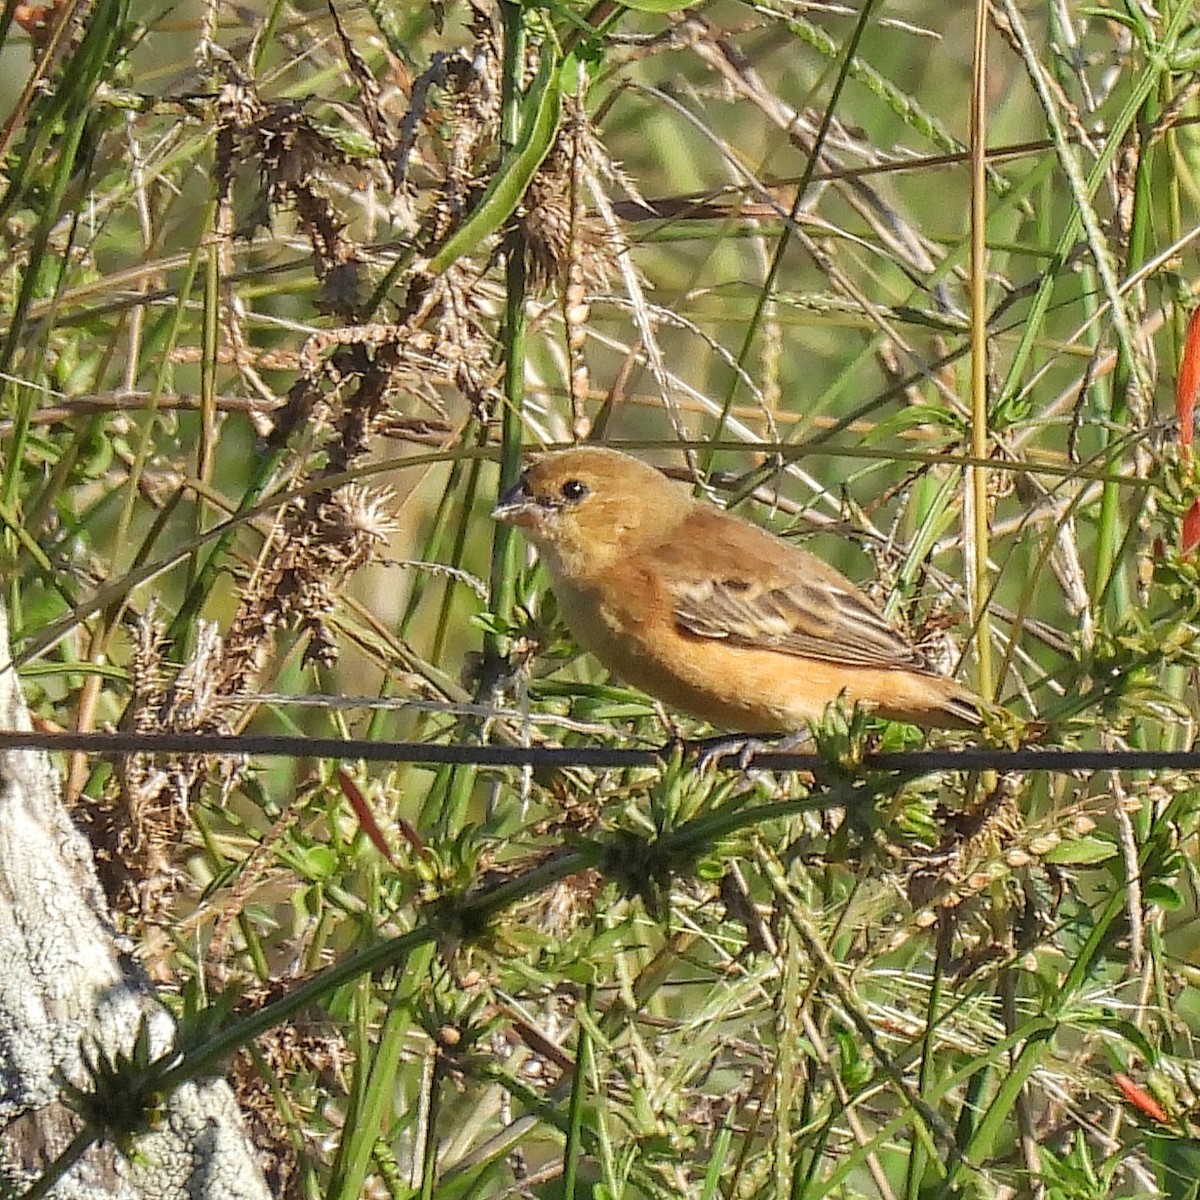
[688,729,815,774]
[654,731,753,771]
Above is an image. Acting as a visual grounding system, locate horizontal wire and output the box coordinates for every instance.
[3,729,1198,776]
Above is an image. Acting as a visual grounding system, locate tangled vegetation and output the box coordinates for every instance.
[3,0,1200,1196]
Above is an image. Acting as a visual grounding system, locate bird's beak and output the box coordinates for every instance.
[492,480,539,527]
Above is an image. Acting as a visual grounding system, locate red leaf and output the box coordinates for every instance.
[337,768,399,866]
[1177,306,1200,455]
[1183,499,1200,556]
[1113,1072,1170,1124]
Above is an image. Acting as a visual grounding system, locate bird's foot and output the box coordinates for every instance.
[685,730,815,774]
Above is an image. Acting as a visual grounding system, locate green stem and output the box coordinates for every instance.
[488,2,533,661]
[1094,92,1156,616]
[968,0,993,698]
[562,991,592,1200]
[418,1042,443,1200]
[906,925,949,1200]
[327,944,438,1200]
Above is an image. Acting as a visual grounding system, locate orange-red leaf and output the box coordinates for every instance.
[1183,499,1200,556]
[337,767,399,866]
[1114,1072,1170,1124]
[1177,306,1200,455]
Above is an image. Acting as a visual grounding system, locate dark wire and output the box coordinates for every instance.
[2,729,1195,776]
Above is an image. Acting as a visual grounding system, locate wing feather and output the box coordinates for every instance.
[656,511,928,671]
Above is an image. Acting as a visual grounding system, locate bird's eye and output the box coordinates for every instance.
[560,479,588,502]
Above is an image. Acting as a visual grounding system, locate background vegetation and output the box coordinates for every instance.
[3,0,1200,1195]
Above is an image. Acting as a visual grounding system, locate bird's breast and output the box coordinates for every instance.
[552,568,661,661]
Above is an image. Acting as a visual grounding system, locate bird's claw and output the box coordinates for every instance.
[682,731,815,774]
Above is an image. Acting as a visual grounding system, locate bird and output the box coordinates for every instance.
[492,446,983,732]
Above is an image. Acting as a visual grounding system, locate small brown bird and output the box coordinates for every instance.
[493,447,982,732]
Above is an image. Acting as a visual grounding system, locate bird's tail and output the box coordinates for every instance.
[934,678,986,729]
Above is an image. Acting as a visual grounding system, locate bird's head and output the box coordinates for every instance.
[492,447,691,578]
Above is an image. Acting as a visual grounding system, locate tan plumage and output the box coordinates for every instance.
[493,447,982,732]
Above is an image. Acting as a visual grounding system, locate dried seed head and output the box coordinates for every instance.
[327,484,400,549]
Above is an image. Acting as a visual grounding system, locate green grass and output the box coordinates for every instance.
[5,0,1200,1196]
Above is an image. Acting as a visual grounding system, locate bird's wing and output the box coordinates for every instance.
[657,511,928,671]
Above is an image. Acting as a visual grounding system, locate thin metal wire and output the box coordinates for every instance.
[2,729,1197,776]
